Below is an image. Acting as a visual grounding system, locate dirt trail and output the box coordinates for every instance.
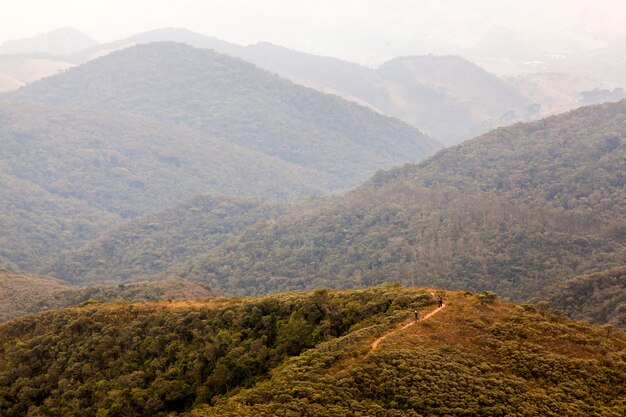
[369,303,446,353]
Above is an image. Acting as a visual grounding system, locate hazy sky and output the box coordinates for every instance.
[2,0,625,64]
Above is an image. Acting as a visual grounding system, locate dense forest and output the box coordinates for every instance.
[158,100,626,301]
[0,286,623,416]
[546,266,626,328]
[0,102,326,269]
[45,195,288,284]
[5,42,441,188]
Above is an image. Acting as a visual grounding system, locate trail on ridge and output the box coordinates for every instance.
[369,303,446,353]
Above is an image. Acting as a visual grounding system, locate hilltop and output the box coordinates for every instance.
[164,100,625,300]
[0,27,97,56]
[0,286,623,416]
[6,42,440,189]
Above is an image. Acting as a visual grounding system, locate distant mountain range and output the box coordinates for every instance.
[167,100,624,300]
[6,42,439,186]
[4,27,625,145]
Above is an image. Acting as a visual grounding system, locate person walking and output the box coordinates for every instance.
[414,310,420,321]
[438,296,443,308]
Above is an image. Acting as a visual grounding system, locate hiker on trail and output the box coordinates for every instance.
[414,310,420,321]
[438,297,443,308]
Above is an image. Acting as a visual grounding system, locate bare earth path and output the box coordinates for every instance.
[369,303,446,353]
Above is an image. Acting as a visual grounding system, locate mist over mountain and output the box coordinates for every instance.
[7,42,440,187]
[0,72,22,92]
[1,5,626,416]
[0,56,72,83]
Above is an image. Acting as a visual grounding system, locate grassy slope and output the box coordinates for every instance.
[0,286,433,416]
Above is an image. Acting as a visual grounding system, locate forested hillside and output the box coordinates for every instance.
[1,286,623,416]
[0,102,325,269]
[7,42,440,188]
[0,286,434,416]
[546,266,626,328]
[166,101,626,300]
[46,195,288,284]
[0,166,121,270]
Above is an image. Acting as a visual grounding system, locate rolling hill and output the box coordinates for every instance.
[45,195,288,285]
[0,286,623,416]
[0,270,72,322]
[0,165,121,270]
[0,269,221,322]
[546,266,626,328]
[6,42,440,188]
[162,100,626,300]
[375,55,536,145]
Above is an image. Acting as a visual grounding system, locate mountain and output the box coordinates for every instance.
[50,28,537,145]
[0,102,329,270]
[0,270,72,322]
[167,100,626,300]
[45,195,288,285]
[376,55,536,145]
[546,266,626,328]
[0,269,221,322]
[0,286,623,416]
[238,43,536,146]
[7,42,440,188]
[0,27,97,55]
[0,72,22,92]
